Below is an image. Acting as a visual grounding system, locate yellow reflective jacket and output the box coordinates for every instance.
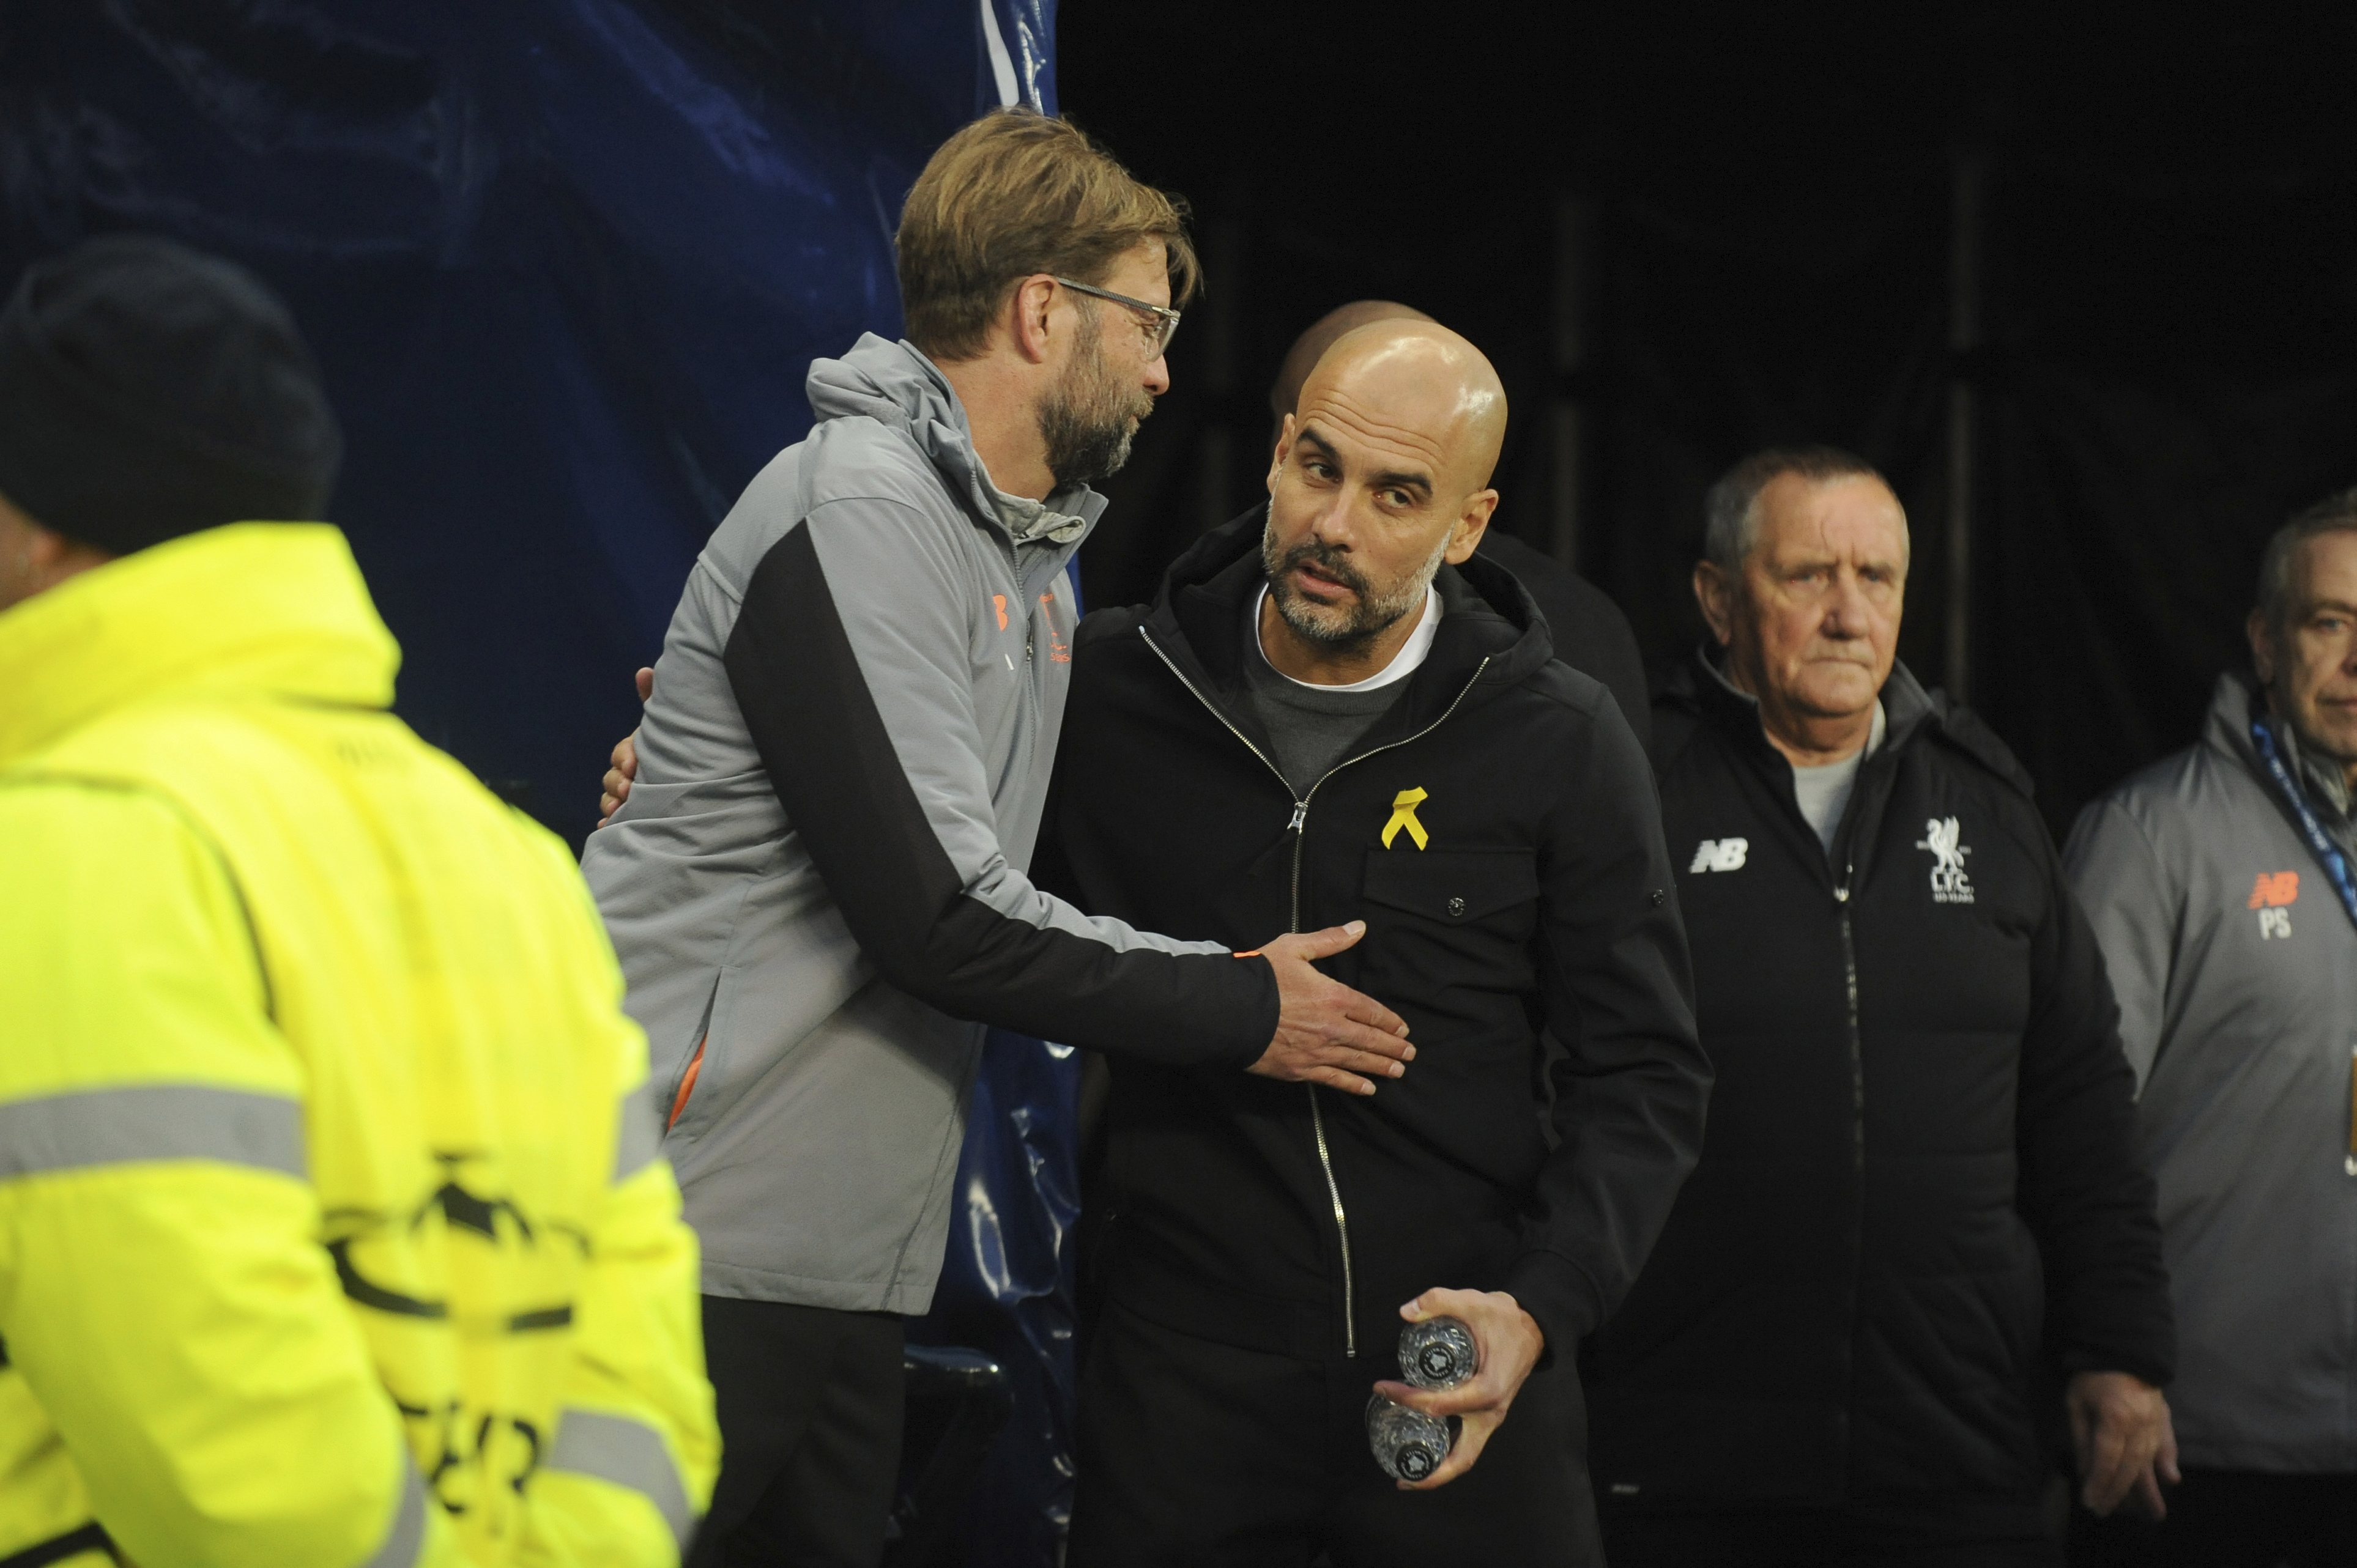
[0,525,718,1567]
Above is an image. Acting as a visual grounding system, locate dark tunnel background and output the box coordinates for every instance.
[2,7,2352,1562]
[1061,2,2357,838]
[8,2,2346,845]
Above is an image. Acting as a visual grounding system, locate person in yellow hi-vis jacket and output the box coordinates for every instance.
[0,236,718,1567]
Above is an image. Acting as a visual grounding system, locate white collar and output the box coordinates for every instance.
[1253,583,1440,693]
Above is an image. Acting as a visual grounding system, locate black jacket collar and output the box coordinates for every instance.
[1657,643,2033,799]
[1653,643,2034,885]
[1145,506,1557,723]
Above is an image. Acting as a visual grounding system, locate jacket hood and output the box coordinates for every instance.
[2209,665,2356,824]
[805,333,1105,547]
[2202,668,2271,769]
[0,521,398,768]
[1657,642,2035,799]
[1148,505,1559,700]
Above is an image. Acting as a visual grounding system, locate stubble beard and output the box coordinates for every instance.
[2251,602,2357,774]
[1039,308,1153,490]
[1259,503,1449,656]
[2271,664,2357,774]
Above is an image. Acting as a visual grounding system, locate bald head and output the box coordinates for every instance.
[1271,299,1435,429]
[1260,317,1508,673]
[1292,317,1508,497]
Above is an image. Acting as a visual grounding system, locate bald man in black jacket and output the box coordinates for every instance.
[1266,301,1650,757]
[1053,316,1707,1567]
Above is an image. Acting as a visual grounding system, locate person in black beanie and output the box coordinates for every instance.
[0,234,724,1562]
[0,232,341,607]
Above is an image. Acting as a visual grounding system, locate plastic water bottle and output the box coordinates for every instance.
[1367,1315,1478,1481]
[1366,1394,1454,1482]
[1398,1315,1479,1390]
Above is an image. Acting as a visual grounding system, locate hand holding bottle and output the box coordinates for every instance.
[1368,1289,1545,1490]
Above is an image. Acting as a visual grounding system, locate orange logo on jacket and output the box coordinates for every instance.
[2248,871,2300,909]
[1042,592,1070,662]
[992,594,1009,631]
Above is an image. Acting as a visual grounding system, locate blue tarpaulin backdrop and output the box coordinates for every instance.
[0,2,1078,1561]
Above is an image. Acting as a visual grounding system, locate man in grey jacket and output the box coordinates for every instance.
[2065,489,2357,1566]
[584,111,1412,1567]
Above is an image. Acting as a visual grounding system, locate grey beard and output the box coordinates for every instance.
[1038,314,1149,490]
[1259,505,1448,654]
[2270,685,2356,815]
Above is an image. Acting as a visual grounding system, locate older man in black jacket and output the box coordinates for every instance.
[1048,320,1709,1566]
[1587,447,2177,1567]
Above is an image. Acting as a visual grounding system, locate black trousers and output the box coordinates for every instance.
[1600,1505,2062,1567]
[685,1296,905,1568]
[1067,1301,1600,1568]
[2068,1469,2357,1567]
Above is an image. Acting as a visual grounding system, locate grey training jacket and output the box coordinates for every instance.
[583,336,1277,1314]
[2065,673,2357,1471]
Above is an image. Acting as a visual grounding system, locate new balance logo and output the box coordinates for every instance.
[1689,838,1748,873]
[1915,817,1975,904]
[2250,871,2299,939]
[2248,871,2299,908]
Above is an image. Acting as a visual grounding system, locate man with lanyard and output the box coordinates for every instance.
[2066,489,2357,1566]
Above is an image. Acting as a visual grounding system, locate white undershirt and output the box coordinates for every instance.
[1791,701,1888,854]
[1253,583,1440,692]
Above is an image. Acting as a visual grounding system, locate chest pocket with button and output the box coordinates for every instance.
[1351,848,1544,1012]
[1359,848,1542,944]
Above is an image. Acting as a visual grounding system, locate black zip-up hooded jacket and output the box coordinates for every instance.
[1037,510,1710,1367]
[1586,652,2173,1526]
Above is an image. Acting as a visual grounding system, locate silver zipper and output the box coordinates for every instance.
[1306,1087,1356,1356]
[1833,869,1869,1386]
[1137,624,1298,805]
[1138,623,1491,1358]
[1834,871,1863,1177]
[2344,1035,2355,1178]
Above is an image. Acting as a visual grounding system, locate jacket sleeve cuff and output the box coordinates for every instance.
[1504,1249,1606,1371]
[2057,1338,2175,1389]
[2051,1276,2177,1390]
[1219,953,1282,1068]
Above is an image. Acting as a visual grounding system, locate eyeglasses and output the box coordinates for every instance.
[1052,275,1182,357]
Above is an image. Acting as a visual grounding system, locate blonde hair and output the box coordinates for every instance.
[896,109,1198,362]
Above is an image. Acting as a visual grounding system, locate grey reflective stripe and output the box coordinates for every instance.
[360,1452,428,1568]
[612,1092,663,1185]
[546,1408,695,1548]
[0,1085,303,1182]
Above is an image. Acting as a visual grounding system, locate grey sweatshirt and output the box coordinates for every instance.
[582,336,1277,1314]
[2065,673,2357,1470]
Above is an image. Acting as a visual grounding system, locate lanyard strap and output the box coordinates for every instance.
[2248,719,2357,1178]
[2249,717,2357,935]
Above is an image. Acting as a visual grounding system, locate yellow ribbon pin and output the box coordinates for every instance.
[1381,787,1430,850]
